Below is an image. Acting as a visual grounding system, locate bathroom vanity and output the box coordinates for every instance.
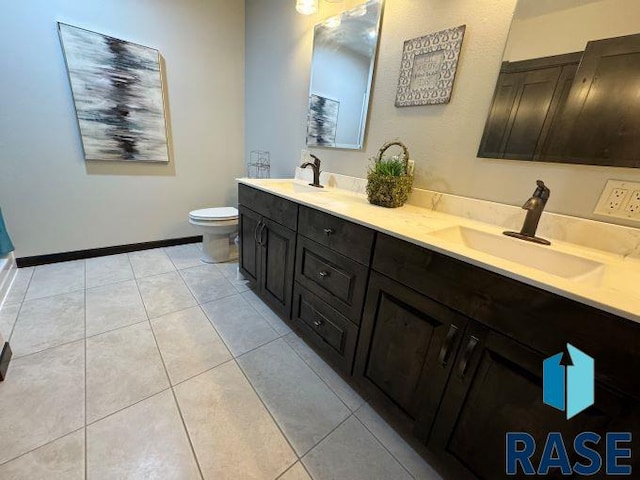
[237,180,640,479]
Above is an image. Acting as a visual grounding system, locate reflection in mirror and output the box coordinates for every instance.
[478,0,640,168]
[306,0,383,150]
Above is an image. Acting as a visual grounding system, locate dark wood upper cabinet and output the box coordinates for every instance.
[478,53,581,161]
[542,33,640,167]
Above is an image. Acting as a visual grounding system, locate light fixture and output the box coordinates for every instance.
[325,15,342,29]
[296,0,318,15]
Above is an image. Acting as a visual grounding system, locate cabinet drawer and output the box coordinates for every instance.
[292,283,358,373]
[238,184,298,231]
[295,236,368,325]
[298,206,374,265]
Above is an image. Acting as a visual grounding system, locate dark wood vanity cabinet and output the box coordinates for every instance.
[238,185,640,480]
[478,53,581,161]
[238,185,297,318]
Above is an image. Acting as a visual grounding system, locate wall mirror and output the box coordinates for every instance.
[306,0,383,150]
[478,0,640,168]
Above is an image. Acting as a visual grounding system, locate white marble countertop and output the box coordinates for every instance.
[238,178,640,324]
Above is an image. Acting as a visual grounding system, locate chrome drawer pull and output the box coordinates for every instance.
[318,271,329,279]
[313,319,323,327]
[323,228,334,236]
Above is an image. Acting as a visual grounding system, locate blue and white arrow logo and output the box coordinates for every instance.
[543,344,594,419]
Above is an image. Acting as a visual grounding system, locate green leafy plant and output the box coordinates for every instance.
[368,155,406,177]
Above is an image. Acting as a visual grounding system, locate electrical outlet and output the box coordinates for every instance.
[624,190,640,217]
[606,188,628,211]
[594,180,640,224]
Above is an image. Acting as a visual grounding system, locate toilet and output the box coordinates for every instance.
[188,207,239,263]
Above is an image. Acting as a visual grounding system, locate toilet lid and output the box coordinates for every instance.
[189,207,238,221]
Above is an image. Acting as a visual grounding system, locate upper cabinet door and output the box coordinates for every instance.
[478,53,581,161]
[543,33,640,167]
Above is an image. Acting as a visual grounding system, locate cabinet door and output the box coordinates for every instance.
[238,206,260,285]
[543,33,640,167]
[429,323,640,479]
[355,272,468,440]
[260,217,296,318]
[478,70,521,158]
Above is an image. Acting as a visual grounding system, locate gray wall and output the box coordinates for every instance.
[0,0,245,257]
[245,0,640,223]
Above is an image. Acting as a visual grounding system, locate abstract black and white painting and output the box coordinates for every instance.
[395,25,466,107]
[306,94,340,147]
[58,23,169,162]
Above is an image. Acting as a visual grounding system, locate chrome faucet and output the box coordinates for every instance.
[301,154,323,188]
[504,180,551,245]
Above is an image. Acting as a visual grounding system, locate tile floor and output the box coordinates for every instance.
[0,243,442,479]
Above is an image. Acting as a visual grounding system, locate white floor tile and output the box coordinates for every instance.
[151,306,231,385]
[86,322,169,423]
[201,294,278,356]
[87,390,200,480]
[128,248,175,279]
[10,291,84,357]
[0,302,20,341]
[86,254,134,288]
[303,416,412,480]
[175,362,296,480]
[0,341,84,464]
[238,338,350,455]
[0,430,84,480]
[137,271,197,319]
[180,264,237,304]
[3,267,34,306]
[25,261,84,301]
[86,280,147,336]
[164,244,203,270]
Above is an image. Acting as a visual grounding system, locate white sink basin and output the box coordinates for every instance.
[268,180,328,194]
[429,226,605,284]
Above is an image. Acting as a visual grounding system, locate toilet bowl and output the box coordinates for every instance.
[189,207,238,263]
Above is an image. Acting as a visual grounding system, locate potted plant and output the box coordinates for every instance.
[366,140,414,208]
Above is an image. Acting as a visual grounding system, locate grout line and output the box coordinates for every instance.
[0,426,85,468]
[352,413,418,480]
[10,337,86,362]
[146,309,206,480]
[300,412,354,460]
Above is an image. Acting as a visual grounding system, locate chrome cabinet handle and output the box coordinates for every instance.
[323,228,334,236]
[318,271,329,279]
[258,222,267,247]
[313,319,323,327]
[458,335,480,379]
[438,324,459,368]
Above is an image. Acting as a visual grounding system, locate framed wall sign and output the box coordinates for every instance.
[395,25,466,107]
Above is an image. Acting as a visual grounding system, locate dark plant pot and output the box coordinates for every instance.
[366,173,413,208]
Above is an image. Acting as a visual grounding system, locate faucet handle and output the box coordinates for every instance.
[309,154,321,168]
[534,180,550,201]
